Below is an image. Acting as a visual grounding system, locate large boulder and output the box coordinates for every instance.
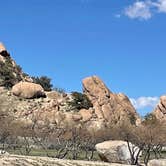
[95,140,140,164]
[83,76,140,125]
[82,76,111,102]
[0,150,9,156]
[153,96,166,122]
[148,159,166,166]
[12,81,46,99]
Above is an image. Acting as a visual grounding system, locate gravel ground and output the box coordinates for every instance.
[0,155,133,166]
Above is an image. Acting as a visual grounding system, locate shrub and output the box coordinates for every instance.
[128,112,137,125]
[143,113,158,126]
[0,57,22,88]
[32,76,53,91]
[68,92,93,111]
[53,87,65,94]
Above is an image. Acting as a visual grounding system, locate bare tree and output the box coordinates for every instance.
[110,114,166,166]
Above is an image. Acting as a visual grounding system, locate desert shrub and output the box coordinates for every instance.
[68,92,93,110]
[0,57,22,88]
[53,87,65,94]
[143,113,158,126]
[128,112,137,125]
[32,76,53,91]
[110,115,166,166]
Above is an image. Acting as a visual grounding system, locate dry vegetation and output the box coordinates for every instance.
[110,114,166,166]
[0,96,165,166]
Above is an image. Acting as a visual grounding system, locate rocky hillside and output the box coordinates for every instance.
[0,42,140,133]
[0,43,32,88]
[0,77,140,134]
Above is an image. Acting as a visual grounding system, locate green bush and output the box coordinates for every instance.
[0,56,22,88]
[143,113,158,126]
[32,76,53,91]
[68,92,93,111]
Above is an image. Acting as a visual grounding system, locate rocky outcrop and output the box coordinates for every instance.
[153,95,166,122]
[0,75,140,135]
[0,42,33,87]
[12,81,46,99]
[95,140,140,164]
[83,76,140,126]
[0,42,141,133]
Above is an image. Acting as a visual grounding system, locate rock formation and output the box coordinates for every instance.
[0,76,140,134]
[12,81,46,99]
[0,42,33,88]
[83,76,140,126]
[153,95,166,122]
[0,43,8,62]
[0,42,140,134]
[0,42,6,52]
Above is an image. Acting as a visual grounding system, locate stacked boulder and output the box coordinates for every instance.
[82,76,140,128]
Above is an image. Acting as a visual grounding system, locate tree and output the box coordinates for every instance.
[110,115,166,166]
[67,92,93,111]
[32,76,53,91]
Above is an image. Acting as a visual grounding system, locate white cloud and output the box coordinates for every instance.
[124,1,153,20]
[130,96,159,109]
[124,0,166,20]
[156,0,166,12]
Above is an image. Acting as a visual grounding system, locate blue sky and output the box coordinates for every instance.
[1,0,166,116]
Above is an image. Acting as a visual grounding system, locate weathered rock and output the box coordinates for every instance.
[0,44,141,135]
[0,43,9,62]
[0,150,9,156]
[96,140,140,164]
[87,119,106,133]
[46,91,62,100]
[0,42,6,52]
[83,76,111,102]
[148,159,166,166]
[72,114,82,121]
[153,95,166,122]
[0,42,34,88]
[79,109,93,122]
[12,81,46,99]
[83,76,139,125]
[0,55,5,62]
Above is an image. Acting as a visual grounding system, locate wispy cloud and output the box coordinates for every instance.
[130,96,159,109]
[124,1,153,20]
[156,0,166,12]
[124,0,166,20]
